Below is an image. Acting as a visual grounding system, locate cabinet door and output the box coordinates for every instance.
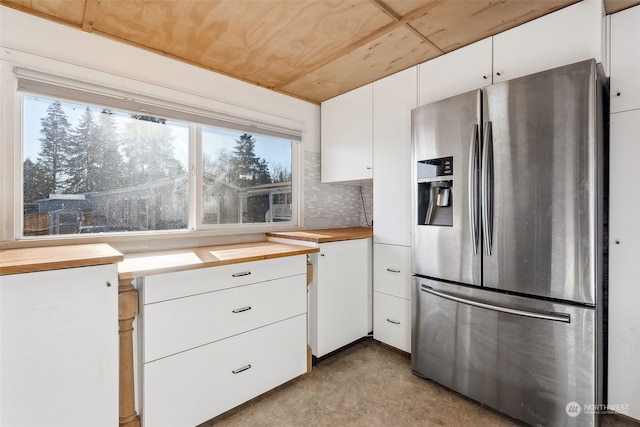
[493,0,602,83]
[321,84,373,183]
[373,243,411,300]
[418,38,492,106]
[144,315,307,427]
[143,255,306,304]
[373,67,416,247]
[316,239,371,357]
[1,264,118,427]
[373,292,411,353]
[608,110,640,421]
[610,5,640,113]
[144,274,306,362]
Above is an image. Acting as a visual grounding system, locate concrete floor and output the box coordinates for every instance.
[200,338,639,427]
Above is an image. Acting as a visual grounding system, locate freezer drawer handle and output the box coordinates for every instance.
[386,318,401,325]
[386,268,401,273]
[232,306,252,314]
[421,285,570,323]
[232,364,252,374]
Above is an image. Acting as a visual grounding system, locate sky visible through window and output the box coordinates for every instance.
[23,96,291,171]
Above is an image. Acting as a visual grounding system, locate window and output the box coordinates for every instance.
[201,127,292,225]
[19,73,298,238]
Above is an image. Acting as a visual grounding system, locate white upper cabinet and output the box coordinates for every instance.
[321,84,373,184]
[493,0,603,83]
[373,67,417,246]
[610,5,640,113]
[418,38,492,106]
[418,1,603,106]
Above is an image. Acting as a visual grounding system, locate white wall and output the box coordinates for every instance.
[0,5,321,245]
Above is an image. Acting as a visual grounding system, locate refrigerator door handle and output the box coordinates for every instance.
[481,121,494,255]
[420,284,571,323]
[468,124,479,254]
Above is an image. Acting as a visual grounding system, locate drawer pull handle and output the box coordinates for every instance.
[232,306,252,314]
[386,318,401,325]
[386,268,401,273]
[232,364,252,374]
[232,271,252,277]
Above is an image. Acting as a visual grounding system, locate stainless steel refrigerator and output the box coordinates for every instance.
[411,59,605,427]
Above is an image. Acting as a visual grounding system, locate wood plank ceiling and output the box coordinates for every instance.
[2,0,638,104]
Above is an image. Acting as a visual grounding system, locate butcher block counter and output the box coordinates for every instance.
[0,243,123,275]
[266,227,373,243]
[118,240,319,279]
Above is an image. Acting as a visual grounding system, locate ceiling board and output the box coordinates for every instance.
[281,24,439,102]
[89,0,394,89]
[3,0,639,103]
[408,0,580,53]
[604,0,640,13]
[3,0,85,25]
[381,0,437,16]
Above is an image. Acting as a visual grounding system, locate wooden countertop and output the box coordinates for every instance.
[0,243,124,276]
[266,227,373,243]
[118,241,319,279]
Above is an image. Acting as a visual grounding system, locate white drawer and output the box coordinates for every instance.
[373,244,411,299]
[143,274,306,362]
[142,315,307,427]
[142,255,306,304]
[373,292,411,353]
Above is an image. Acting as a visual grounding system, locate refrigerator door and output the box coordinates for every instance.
[412,277,600,427]
[482,60,601,305]
[412,89,481,286]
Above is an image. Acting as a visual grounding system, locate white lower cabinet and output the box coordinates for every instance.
[373,244,412,353]
[143,315,306,427]
[139,255,308,427]
[0,264,119,427]
[143,275,305,363]
[308,238,372,358]
[373,292,411,353]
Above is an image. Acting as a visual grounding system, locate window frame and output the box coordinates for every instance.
[14,69,301,241]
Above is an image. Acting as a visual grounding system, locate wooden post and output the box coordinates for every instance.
[119,278,141,427]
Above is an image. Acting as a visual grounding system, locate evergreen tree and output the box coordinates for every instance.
[121,115,184,185]
[94,109,124,191]
[271,162,292,183]
[23,158,48,208]
[36,100,71,195]
[229,134,272,187]
[64,107,97,193]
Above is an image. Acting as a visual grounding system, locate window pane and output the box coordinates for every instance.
[22,96,189,236]
[202,128,292,225]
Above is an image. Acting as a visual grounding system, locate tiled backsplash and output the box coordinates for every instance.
[304,151,373,229]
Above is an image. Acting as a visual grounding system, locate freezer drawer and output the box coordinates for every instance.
[412,277,601,427]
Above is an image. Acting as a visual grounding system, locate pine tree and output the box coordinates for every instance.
[23,158,49,208]
[121,115,184,185]
[95,109,124,191]
[36,100,71,195]
[271,162,291,183]
[230,134,272,187]
[64,107,97,193]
